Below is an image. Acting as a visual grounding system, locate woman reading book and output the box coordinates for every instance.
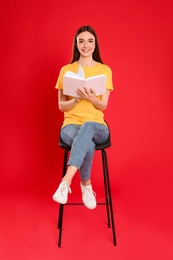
[53,25,113,209]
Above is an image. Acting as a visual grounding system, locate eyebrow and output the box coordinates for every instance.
[78,38,94,40]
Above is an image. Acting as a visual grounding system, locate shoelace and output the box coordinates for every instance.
[60,182,72,195]
[83,187,96,200]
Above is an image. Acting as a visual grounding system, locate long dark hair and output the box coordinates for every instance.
[70,25,104,64]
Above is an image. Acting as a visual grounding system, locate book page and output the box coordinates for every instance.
[85,75,106,96]
[64,71,82,79]
[77,65,85,79]
[63,77,84,97]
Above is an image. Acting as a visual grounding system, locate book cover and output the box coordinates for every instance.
[63,65,107,97]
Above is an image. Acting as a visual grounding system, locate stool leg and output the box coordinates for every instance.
[57,148,69,247]
[102,149,117,246]
[58,204,64,247]
[101,149,111,227]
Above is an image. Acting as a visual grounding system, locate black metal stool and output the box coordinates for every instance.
[57,126,116,247]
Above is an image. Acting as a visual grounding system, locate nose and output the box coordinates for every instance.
[83,41,88,47]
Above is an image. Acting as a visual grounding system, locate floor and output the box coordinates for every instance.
[1,175,173,260]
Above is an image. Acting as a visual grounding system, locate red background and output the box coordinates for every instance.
[1,0,173,259]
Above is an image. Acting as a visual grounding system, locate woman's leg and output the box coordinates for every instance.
[60,124,80,185]
[76,122,109,209]
[52,124,80,204]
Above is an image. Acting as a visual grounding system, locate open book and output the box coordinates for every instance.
[63,65,107,97]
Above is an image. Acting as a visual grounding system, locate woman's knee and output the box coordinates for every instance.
[61,125,79,145]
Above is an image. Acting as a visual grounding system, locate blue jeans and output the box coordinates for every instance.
[60,121,109,181]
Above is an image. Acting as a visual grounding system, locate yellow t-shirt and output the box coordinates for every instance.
[55,62,113,127]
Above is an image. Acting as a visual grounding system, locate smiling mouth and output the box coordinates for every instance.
[82,49,90,52]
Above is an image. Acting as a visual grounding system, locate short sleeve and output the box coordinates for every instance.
[55,67,65,90]
[105,66,113,91]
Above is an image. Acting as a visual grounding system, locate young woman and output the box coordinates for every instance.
[53,25,113,209]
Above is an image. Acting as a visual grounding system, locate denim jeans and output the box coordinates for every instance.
[60,121,109,181]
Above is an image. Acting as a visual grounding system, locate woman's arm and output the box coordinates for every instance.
[58,89,80,112]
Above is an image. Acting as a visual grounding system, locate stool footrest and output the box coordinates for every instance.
[65,202,110,206]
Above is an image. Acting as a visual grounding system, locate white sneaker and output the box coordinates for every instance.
[80,183,97,210]
[52,181,72,204]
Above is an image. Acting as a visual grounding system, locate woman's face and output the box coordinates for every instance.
[76,31,95,58]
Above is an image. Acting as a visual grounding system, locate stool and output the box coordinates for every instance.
[57,127,116,247]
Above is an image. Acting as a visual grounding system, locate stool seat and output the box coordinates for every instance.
[57,125,116,247]
[59,134,111,150]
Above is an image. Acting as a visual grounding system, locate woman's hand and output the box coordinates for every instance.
[76,87,111,111]
[76,87,97,102]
